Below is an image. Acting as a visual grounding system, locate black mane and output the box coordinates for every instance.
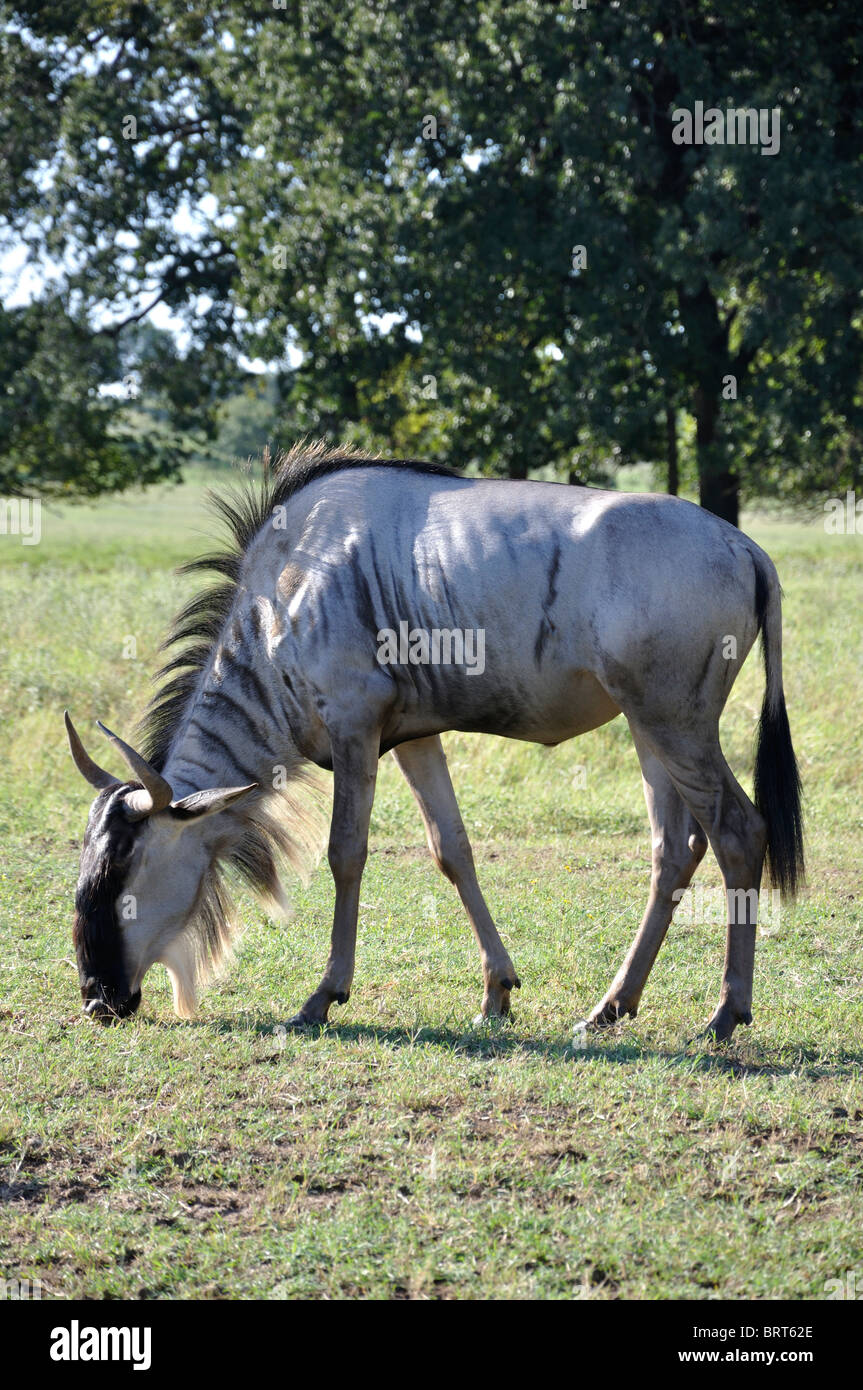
[141,440,458,770]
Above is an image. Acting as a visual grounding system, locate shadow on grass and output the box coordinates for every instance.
[180,1013,863,1079]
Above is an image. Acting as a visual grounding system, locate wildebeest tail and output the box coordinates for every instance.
[752,554,805,897]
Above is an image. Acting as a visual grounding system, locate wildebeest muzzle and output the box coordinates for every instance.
[81,981,142,1024]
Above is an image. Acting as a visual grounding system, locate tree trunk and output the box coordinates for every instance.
[665,399,678,496]
[699,465,739,525]
[694,385,739,526]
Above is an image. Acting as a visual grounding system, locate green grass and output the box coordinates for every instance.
[1,473,861,1299]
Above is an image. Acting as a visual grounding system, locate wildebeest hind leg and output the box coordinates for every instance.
[585,733,707,1030]
[622,720,767,1042]
[392,735,520,1018]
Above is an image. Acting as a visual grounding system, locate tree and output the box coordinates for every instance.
[2,0,861,517]
[0,1,244,493]
[221,0,863,521]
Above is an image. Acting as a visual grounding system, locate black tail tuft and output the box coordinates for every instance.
[754,691,805,897]
[753,560,805,897]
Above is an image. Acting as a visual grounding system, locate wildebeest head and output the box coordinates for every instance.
[65,712,258,1024]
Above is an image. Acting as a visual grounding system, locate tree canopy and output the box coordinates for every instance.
[1,0,861,520]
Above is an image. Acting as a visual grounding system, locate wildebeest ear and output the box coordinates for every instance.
[168,784,260,821]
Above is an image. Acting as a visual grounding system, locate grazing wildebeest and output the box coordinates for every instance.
[66,442,803,1039]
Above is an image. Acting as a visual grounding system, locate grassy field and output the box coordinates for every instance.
[0,469,861,1300]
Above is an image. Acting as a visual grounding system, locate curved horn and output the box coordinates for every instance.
[96,720,173,814]
[64,711,119,791]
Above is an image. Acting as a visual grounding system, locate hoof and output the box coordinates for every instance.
[700,1005,751,1044]
[285,1011,328,1030]
[472,1010,513,1029]
[480,1000,514,1022]
[586,998,636,1029]
[480,970,519,1021]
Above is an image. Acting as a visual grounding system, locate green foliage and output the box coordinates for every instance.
[209,374,280,467]
[0,299,182,495]
[1,1,861,506]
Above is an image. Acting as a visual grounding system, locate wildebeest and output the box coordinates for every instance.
[66,441,804,1039]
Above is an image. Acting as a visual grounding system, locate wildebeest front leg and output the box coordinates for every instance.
[392,735,520,1018]
[586,739,707,1029]
[288,735,379,1026]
